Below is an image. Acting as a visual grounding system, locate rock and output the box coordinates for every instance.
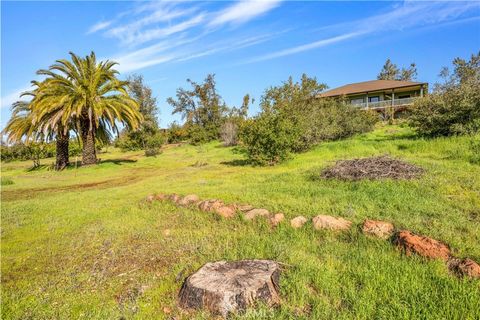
[197,200,211,211]
[145,194,155,202]
[154,193,168,201]
[362,219,394,239]
[200,200,225,212]
[312,215,352,231]
[237,204,255,212]
[179,260,281,317]
[290,216,307,229]
[169,194,182,204]
[269,213,285,227]
[244,208,270,220]
[215,205,237,218]
[178,194,200,206]
[448,258,480,279]
[394,230,451,261]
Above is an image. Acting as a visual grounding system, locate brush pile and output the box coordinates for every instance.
[321,155,424,180]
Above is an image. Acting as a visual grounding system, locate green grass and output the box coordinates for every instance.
[1,124,479,319]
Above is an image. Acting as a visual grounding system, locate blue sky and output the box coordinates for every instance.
[1,1,479,129]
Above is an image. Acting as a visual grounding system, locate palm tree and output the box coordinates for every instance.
[20,82,72,170]
[3,100,39,143]
[34,51,142,165]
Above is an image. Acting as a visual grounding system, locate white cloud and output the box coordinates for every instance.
[87,20,113,34]
[248,31,364,63]
[1,86,32,109]
[247,1,480,63]
[209,0,282,27]
[117,13,206,46]
[105,6,201,46]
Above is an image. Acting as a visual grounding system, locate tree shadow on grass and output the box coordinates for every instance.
[220,159,251,167]
[26,164,51,172]
[100,159,137,165]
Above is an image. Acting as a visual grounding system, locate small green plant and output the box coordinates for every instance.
[1,177,14,186]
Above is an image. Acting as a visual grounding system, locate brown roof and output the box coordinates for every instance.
[319,79,427,98]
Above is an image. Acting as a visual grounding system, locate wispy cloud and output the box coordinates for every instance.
[247,31,364,63]
[247,1,480,63]
[105,5,202,46]
[90,1,286,72]
[114,32,282,73]
[1,86,32,109]
[115,13,206,47]
[209,0,282,27]
[87,20,113,34]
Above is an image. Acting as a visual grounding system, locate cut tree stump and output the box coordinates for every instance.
[178,260,281,317]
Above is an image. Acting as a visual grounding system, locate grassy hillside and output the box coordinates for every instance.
[1,124,479,319]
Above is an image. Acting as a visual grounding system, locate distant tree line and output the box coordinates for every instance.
[3,52,478,168]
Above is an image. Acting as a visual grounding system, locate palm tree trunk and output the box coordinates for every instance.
[55,130,70,170]
[80,119,97,165]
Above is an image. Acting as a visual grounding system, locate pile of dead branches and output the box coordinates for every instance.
[321,155,424,180]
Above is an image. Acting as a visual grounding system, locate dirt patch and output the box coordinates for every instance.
[319,155,424,181]
[1,171,148,202]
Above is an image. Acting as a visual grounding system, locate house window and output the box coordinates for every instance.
[398,95,411,99]
[368,96,380,102]
[350,98,364,105]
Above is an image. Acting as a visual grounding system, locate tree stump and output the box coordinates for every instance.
[178,260,281,317]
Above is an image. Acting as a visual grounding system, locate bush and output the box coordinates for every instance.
[220,121,239,146]
[239,113,298,166]
[409,85,479,137]
[409,52,480,137]
[167,122,188,144]
[238,74,377,166]
[291,99,377,152]
[187,125,210,146]
[144,133,165,157]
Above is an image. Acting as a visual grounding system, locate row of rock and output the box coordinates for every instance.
[145,193,479,279]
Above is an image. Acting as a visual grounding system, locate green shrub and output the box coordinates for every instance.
[238,101,376,166]
[239,113,298,166]
[187,125,211,146]
[409,52,480,137]
[167,122,188,144]
[410,87,479,137]
[144,133,165,157]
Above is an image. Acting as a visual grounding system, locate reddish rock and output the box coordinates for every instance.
[312,215,351,231]
[448,258,480,279]
[215,205,237,218]
[269,213,285,227]
[290,216,307,229]
[154,193,168,201]
[237,204,255,212]
[197,200,211,211]
[394,230,451,261]
[169,194,182,204]
[198,200,224,212]
[244,208,270,220]
[178,194,200,206]
[146,194,155,202]
[362,219,394,239]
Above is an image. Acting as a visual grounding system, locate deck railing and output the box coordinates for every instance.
[352,97,415,109]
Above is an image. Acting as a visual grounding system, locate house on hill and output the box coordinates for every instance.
[318,79,428,112]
